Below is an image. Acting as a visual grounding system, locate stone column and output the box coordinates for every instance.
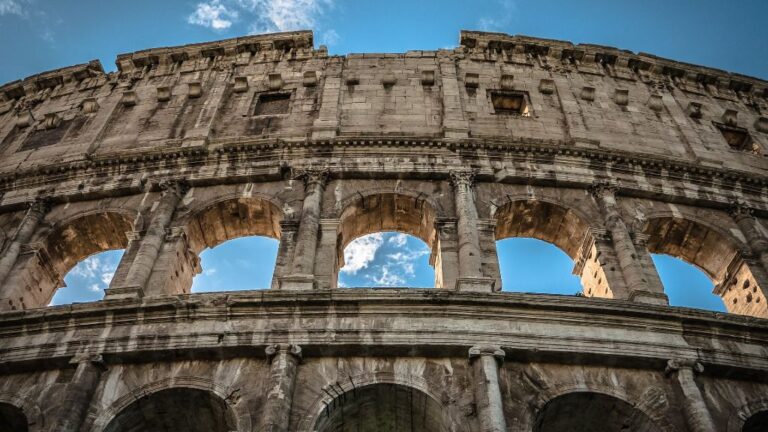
[0,199,48,288]
[262,344,302,432]
[450,171,494,292]
[50,354,105,432]
[107,181,185,299]
[271,220,299,289]
[730,203,768,275]
[280,169,328,290]
[592,183,667,305]
[665,359,717,432]
[469,345,507,432]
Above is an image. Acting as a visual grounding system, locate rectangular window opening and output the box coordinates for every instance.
[490,91,530,116]
[716,123,755,153]
[253,92,291,116]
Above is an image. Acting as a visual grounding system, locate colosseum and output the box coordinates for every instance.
[0,29,766,431]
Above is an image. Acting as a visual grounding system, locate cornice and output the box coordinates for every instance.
[0,137,766,208]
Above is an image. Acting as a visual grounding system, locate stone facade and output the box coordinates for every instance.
[0,30,766,431]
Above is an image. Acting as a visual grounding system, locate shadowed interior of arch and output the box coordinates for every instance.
[534,392,661,432]
[338,232,434,288]
[103,387,236,432]
[743,410,768,432]
[314,383,450,432]
[0,402,28,432]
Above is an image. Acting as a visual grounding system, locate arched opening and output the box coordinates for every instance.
[103,387,236,432]
[743,410,768,432]
[644,217,767,317]
[497,238,582,294]
[50,249,125,305]
[338,232,434,287]
[534,392,661,432]
[336,193,439,288]
[495,200,613,297]
[651,254,725,312]
[0,402,28,432]
[314,383,450,432]
[180,197,283,293]
[4,211,132,310]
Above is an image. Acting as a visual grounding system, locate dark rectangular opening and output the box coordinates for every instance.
[490,91,529,116]
[716,123,753,151]
[253,92,291,116]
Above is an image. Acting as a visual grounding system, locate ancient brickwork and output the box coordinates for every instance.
[0,30,766,431]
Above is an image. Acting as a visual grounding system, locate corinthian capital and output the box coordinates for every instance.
[449,170,477,188]
[729,200,754,221]
[590,180,619,199]
[27,196,52,216]
[293,168,330,189]
[265,343,303,361]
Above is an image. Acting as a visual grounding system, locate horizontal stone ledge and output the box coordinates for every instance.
[0,289,765,332]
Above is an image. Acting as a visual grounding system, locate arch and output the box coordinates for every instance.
[494,199,616,298]
[101,387,236,432]
[92,377,249,432]
[336,193,439,288]
[0,391,44,431]
[0,402,28,432]
[534,391,664,432]
[297,372,470,432]
[170,196,284,293]
[643,216,767,317]
[727,399,768,432]
[3,210,133,310]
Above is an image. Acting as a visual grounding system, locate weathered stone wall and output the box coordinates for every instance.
[0,30,766,431]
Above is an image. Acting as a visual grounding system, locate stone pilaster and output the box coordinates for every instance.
[435,218,459,290]
[280,169,328,290]
[665,359,717,432]
[591,183,667,305]
[730,203,768,277]
[271,220,299,289]
[262,344,302,432]
[477,219,502,292]
[105,181,186,299]
[314,218,340,290]
[439,58,470,138]
[469,345,507,432]
[50,354,105,432]
[450,171,494,292]
[0,198,49,289]
[629,231,669,304]
[572,228,629,299]
[312,58,342,139]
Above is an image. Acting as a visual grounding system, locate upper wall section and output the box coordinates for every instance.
[0,30,767,176]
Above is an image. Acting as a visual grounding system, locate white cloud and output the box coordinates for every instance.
[388,233,408,247]
[87,284,101,293]
[100,271,115,286]
[319,28,340,46]
[369,265,405,287]
[204,267,218,276]
[478,0,517,31]
[0,0,24,16]
[71,256,102,279]
[341,233,384,274]
[188,0,238,30]
[239,0,332,34]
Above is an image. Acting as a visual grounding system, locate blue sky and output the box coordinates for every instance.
[2,0,755,312]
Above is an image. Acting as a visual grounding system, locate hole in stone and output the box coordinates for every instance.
[716,123,755,152]
[49,249,124,306]
[253,92,291,116]
[490,91,530,116]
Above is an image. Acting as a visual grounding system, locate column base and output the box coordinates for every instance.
[103,285,144,301]
[456,277,496,293]
[278,274,316,290]
[629,290,668,306]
